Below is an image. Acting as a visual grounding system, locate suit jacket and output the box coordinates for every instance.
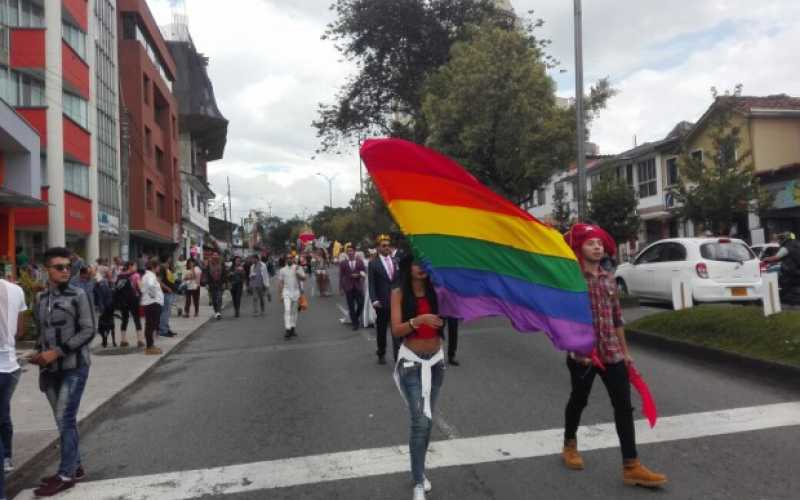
[339,258,366,293]
[368,256,397,308]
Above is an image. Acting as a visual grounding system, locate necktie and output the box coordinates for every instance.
[386,257,393,280]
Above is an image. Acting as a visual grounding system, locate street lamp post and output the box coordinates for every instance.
[574,0,587,221]
[316,172,337,208]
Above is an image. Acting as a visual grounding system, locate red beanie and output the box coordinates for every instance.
[564,223,617,260]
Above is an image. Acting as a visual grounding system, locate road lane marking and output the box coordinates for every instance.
[14,401,800,500]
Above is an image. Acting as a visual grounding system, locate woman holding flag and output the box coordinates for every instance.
[561,223,667,488]
[391,253,445,500]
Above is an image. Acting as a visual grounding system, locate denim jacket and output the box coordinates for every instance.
[34,284,96,373]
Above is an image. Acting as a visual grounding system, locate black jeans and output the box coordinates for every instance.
[184,289,200,316]
[564,356,637,460]
[209,286,223,314]
[231,284,243,315]
[346,289,364,327]
[120,297,142,332]
[446,317,458,359]
[143,303,161,348]
[375,306,400,360]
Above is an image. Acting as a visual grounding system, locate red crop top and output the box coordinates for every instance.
[409,296,438,340]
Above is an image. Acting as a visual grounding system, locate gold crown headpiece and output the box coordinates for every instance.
[376,234,391,244]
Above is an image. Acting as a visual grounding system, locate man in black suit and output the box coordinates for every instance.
[368,235,399,364]
[339,246,366,330]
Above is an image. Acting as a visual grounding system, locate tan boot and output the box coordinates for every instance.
[623,459,667,487]
[561,439,584,470]
[144,346,162,355]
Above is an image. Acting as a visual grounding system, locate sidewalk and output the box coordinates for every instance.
[9,289,225,482]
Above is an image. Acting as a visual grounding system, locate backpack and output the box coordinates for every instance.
[113,276,136,309]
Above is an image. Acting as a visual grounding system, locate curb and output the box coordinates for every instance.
[627,328,800,382]
[6,305,224,496]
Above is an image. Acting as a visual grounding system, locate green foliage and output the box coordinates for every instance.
[268,217,306,253]
[629,305,800,367]
[550,183,574,233]
[309,181,397,247]
[675,86,774,235]
[588,176,641,244]
[314,0,515,151]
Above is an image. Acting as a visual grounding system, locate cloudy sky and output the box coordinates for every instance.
[147,0,800,222]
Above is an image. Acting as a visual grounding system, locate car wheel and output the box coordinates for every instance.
[616,279,629,297]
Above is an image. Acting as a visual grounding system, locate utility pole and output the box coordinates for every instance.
[316,172,337,208]
[227,176,233,253]
[574,0,587,221]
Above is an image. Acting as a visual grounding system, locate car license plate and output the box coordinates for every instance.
[731,287,748,297]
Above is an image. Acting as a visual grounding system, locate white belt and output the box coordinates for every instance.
[393,343,444,420]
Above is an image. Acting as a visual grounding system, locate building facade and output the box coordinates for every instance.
[118,0,180,260]
[6,0,99,262]
[165,26,227,261]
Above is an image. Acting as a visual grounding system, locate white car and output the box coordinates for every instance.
[615,238,762,305]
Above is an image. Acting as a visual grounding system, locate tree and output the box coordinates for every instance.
[268,217,305,253]
[314,0,515,151]
[588,177,641,244]
[550,183,574,233]
[422,25,614,203]
[674,86,773,236]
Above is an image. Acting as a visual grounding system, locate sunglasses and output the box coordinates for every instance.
[48,264,70,272]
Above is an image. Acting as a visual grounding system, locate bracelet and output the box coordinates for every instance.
[408,318,417,330]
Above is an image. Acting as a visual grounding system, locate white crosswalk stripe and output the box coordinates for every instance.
[13,401,800,500]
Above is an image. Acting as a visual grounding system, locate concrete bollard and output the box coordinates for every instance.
[672,277,694,311]
[762,273,782,317]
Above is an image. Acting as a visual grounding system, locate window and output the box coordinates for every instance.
[700,241,754,262]
[142,74,150,104]
[144,127,152,158]
[536,187,546,207]
[146,180,154,210]
[62,22,87,59]
[156,192,166,218]
[155,146,164,171]
[63,92,88,128]
[636,158,657,198]
[666,157,679,186]
[3,0,45,28]
[662,243,687,262]
[635,244,665,265]
[0,68,44,106]
[691,150,703,163]
[64,161,89,198]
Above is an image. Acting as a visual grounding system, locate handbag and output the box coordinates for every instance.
[298,294,309,312]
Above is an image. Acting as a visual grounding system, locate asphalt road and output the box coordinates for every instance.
[14,286,800,500]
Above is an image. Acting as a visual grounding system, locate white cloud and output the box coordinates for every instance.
[147,0,799,219]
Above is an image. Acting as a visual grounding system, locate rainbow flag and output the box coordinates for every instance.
[360,138,594,353]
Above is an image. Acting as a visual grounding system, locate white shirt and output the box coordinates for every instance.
[184,266,202,291]
[278,265,306,300]
[140,270,164,306]
[0,279,27,373]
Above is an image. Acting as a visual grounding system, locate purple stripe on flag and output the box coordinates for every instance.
[436,287,595,354]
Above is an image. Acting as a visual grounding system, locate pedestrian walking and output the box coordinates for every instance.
[277,256,305,339]
[140,259,164,355]
[390,255,445,500]
[368,235,399,364]
[560,223,667,487]
[248,255,269,316]
[115,262,143,348]
[158,258,177,337]
[229,256,246,318]
[0,275,27,497]
[204,255,226,320]
[94,269,116,347]
[339,246,365,330]
[183,257,201,317]
[30,247,95,497]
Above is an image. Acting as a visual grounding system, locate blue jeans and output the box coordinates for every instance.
[41,365,89,478]
[0,370,20,499]
[397,359,445,485]
[160,293,175,334]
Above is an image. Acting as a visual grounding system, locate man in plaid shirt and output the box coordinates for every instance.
[560,224,667,488]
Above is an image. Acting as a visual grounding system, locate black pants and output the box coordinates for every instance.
[346,289,364,327]
[375,306,400,360]
[209,286,223,314]
[120,297,142,332]
[564,356,637,460]
[231,285,243,315]
[184,289,200,316]
[98,307,116,346]
[446,317,458,359]
[143,303,161,348]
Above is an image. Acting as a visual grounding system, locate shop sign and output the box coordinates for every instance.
[98,211,119,235]
[767,179,800,209]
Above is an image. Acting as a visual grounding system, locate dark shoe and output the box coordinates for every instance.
[290,327,297,337]
[378,356,387,365]
[284,330,292,340]
[42,465,85,483]
[159,331,176,338]
[448,357,460,366]
[35,477,76,496]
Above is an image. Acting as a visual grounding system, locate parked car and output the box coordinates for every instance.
[751,243,780,260]
[615,238,762,305]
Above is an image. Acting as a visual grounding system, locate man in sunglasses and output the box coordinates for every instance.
[29,247,96,497]
[368,235,400,364]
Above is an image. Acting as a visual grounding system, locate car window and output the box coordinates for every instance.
[700,241,755,262]
[663,243,687,262]
[762,247,779,259]
[635,244,664,265]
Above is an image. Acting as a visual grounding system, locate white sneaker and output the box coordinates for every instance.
[412,484,425,500]
[423,475,432,493]
[3,458,13,472]
[215,313,221,320]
